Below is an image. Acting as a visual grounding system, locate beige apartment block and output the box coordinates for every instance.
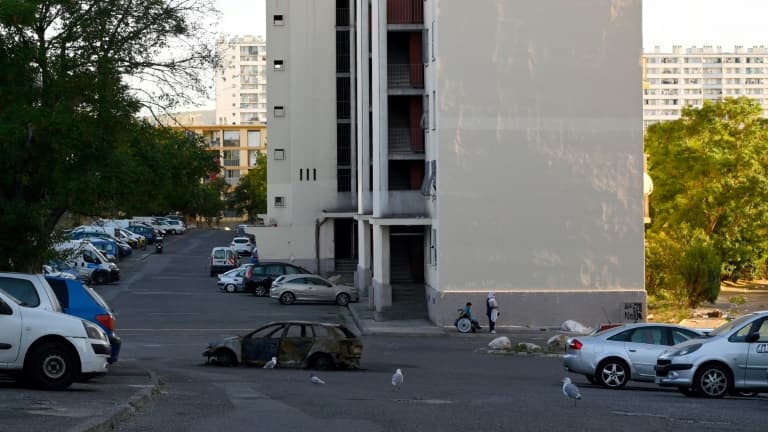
[216,35,268,126]
[255,0,646,328]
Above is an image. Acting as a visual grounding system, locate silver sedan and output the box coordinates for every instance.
[563,323,703,389]
[270,274,358,306]
[656,310,768,398]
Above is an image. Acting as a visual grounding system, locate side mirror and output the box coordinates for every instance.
[746,332,760,343]
[0,299,12,315]
[42,265,53,274]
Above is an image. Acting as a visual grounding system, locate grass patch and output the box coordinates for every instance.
[647,296,689,323]
[728,295,747,305]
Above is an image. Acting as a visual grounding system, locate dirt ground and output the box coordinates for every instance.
[674,280,768,329]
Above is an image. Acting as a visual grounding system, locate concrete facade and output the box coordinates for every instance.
[258,0,646,328]
[216,36,268,126]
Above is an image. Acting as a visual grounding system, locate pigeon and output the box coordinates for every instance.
[310,374,326,385]
[562,377,582,406]
[391,368,404,391]
[263,356,277,369]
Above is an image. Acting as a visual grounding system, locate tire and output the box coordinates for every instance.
[24,341,78,390]
[311,354,334,371]
[213,349,237,367]
[694,364,731,398]
[456,318,472,333]
[279,292,295,305]
[210,270,215,277]
[336,293,351,306]
[678,387,700,397]
[225,284,237,293]
[253,285,267,297]
[93,271,108,285]
[596,358,630,389]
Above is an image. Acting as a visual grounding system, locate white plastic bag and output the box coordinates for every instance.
[560,320,593,334]
[488,336,512,350]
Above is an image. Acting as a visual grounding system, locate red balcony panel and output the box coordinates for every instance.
[388,0,423,24]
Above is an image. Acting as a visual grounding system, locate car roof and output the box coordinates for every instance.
[261,320,348,328]
[592,322,702,336]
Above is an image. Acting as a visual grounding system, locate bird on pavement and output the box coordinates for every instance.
[391,368,404,391]
[310,374,326,385]
[263,356,277,369]
[562,377,582,406]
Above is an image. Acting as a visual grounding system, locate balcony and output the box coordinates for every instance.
[382,191,428,217]
[387,0,423,25]
[388,64,424,89]
[388,128,424,158]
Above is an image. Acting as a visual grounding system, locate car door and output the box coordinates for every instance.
[305,276,334,302]
[264,264,284,287]
[745,317,768,387]
[278,324,315,367]
[286,277,310,300]
[623,326,667,378]
[241,323,285,366]
[0,292,22,363]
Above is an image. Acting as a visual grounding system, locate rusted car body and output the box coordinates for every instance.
[203,321,363,369]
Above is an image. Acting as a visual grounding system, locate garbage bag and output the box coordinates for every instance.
[560,320,593,334]
[488,336,512,350]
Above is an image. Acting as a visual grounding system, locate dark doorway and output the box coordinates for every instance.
[334,218,356,260]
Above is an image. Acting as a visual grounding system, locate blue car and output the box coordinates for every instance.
[45,276,122,364]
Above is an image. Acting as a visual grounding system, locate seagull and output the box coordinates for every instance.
[263,356,277,369]
[562,377,582,407]
[391,368,404,391]
[310,374,326,385]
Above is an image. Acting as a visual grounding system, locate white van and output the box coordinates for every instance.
[210,247,239,277]
[55,240,119,285]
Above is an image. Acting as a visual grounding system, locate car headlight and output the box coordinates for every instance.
[669,343,702,357]
[83,321,108,341]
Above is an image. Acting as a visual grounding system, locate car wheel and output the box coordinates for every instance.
[695,364,730,398]
[279,292,295,305]
[678,386,700,397]
[24,341,77,390]
[311,354,334,370]
[254,285,267,297]
[93,271,108,285]
[225,284,237,293]
[213,349,237,367]
[336,293,351,306]
[596,358,629,389]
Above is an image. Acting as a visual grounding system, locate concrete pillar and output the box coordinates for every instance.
[371,0,388,218]
[356,0,371,213]
[372,224,391,311]
[355,219,372,296]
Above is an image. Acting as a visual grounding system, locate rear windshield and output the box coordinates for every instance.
[214,249,226,259]
[233,238,248,244]
[84,285,112,312]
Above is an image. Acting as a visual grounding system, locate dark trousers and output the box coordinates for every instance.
[488,317,495,332]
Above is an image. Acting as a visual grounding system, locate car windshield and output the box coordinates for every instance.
[708,314,758,336]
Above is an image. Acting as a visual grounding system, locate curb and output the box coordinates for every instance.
[69,369,160,432]
[345,303,368,335]
[486,349,565,358]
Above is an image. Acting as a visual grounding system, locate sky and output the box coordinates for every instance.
[211,0,768,51]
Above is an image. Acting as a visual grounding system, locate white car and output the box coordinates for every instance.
[0,289,110,390]
[230,237,254,256]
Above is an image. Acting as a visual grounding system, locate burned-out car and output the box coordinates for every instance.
[203,321,363,369]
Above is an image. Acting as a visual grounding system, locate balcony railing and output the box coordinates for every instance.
[389,128,424,154]
[388,64,424,89]
[383,190,428,217]
[387,0,423,24]
[336,8,350,26]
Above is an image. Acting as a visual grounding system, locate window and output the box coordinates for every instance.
[247,130,261,147]
[274,149,285,160]
[249,324,285,339]
[430,228,437,267]
[312,325,330,338]
[274,106,285,117]
[273,59,284,71]
[0,277,40,307]
[273,14,284,25]
[285,325,306,338]
[275,196,285,207]
[223,131,240,147]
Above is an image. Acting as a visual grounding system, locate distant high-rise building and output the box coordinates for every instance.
[643,45,768,129]
[215,35,268,126]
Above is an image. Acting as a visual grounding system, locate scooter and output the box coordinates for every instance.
[455,309,482,333]
[155,237,164,254]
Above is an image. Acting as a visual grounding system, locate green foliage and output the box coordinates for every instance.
[728,295,747,305]
[678,242,721,308]
[0,1,217,271]
[645,97,768,302]
[228,152,267,222]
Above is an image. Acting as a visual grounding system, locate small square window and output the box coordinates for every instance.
[273,14,284,25]
[274,196,285,207]
[274,106,285,117]
[274,148,285,160]
[274,60,284,71]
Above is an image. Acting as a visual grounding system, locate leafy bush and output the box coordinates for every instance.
[678,243,721,308]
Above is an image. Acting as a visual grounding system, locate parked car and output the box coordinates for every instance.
[164,219,186,234]
[55,240,119,284]
[246,262,313,297]
[209,246,239,276]
[203,321,363,369]
[270,274,358,306]
[125,224,159,245]
[656,310,768,398]
[0,289,110,390]
[45,276,121,364]
[230,237,254,256]
[217,267,248,293]
[563,323,703,389]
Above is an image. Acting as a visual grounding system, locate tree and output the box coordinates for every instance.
[645,97,768,302]
[228,152,267,222]
[0,1,217,271]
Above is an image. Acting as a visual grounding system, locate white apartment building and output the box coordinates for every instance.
[254,0,646,328]
[643,45,768,129]
[215,35,268,126]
